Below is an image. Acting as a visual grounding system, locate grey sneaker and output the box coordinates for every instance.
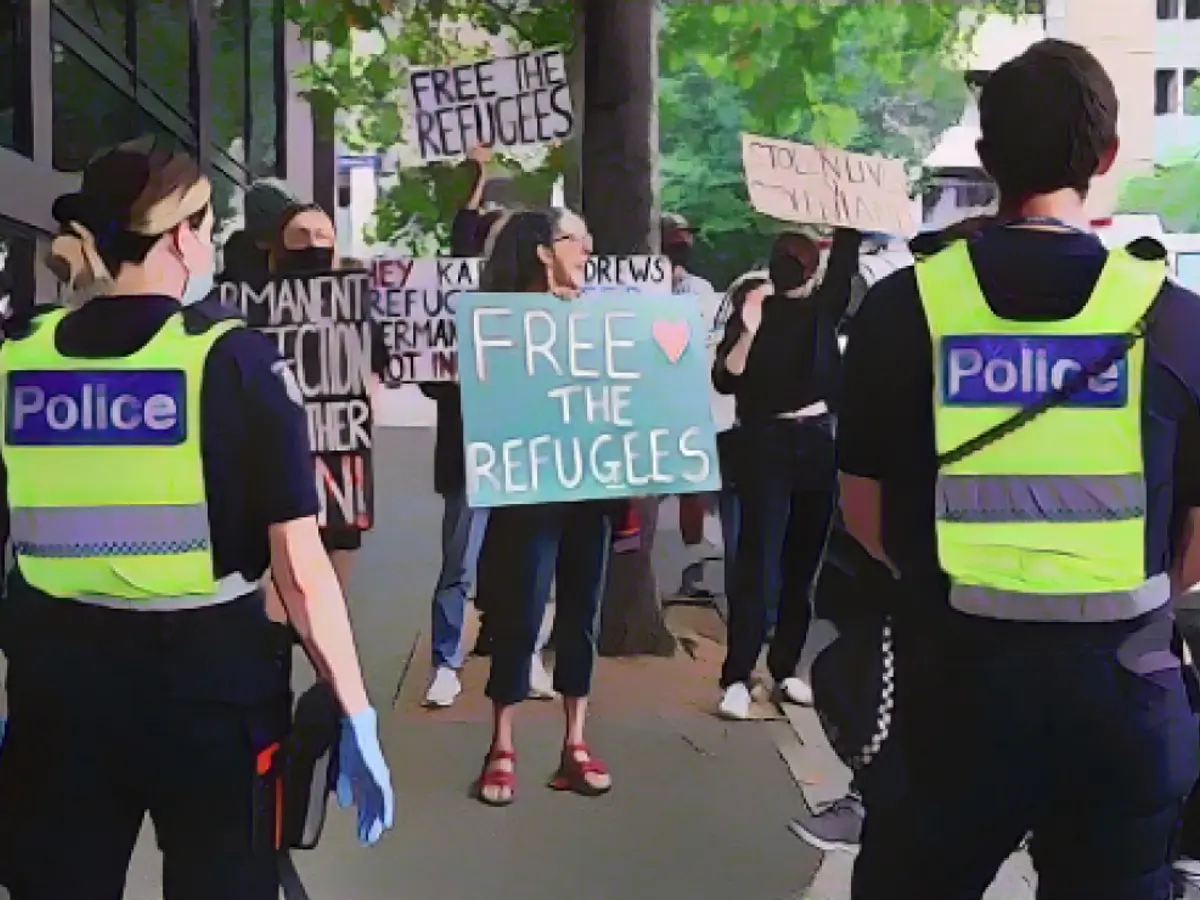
[788,794,865,852]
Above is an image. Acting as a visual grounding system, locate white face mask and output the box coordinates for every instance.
[180,269,215,306]
[179,242,216,306]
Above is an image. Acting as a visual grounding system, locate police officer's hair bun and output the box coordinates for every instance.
[46,136,211,300]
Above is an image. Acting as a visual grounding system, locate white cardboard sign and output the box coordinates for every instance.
[407,48,575,163]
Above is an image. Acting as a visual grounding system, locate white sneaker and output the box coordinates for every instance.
[687,538,722,565]
[529,652,558,700]
[718,682,753,720]
[423,667,461,708]
[779,676,814,706]
[702,514,724,552]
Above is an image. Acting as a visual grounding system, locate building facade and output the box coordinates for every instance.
[0,0,318,314]
[924,0,1163,226]
[1152,0,1200,160]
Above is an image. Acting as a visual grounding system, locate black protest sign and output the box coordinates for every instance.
[220,271,375,531]
[407,47,574,163]
[369,256,480,383]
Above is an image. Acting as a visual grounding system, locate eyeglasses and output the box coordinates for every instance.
[555,232,593,253]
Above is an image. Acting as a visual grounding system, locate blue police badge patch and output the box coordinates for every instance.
[941,335,1128,408]
[6,370,187,446]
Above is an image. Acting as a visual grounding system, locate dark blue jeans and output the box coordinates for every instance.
[853,607,1200,900]
[478,501,612,706]
[721,420,834,688]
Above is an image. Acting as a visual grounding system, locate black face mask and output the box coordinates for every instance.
[275,246,335,275]
[769,255,811,294]
[664,241,692,269]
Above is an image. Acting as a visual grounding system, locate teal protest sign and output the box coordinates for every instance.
[457,292,721,507]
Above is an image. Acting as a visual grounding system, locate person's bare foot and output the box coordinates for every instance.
[476,749,516,806]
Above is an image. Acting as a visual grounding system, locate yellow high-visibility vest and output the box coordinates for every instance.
[0,307,241,605]
[916,241,1167,622]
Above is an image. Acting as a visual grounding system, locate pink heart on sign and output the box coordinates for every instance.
[652,320,691,364]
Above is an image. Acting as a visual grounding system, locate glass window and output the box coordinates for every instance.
[212,0,248,166]
[1186,70,1200,115]
[135,0,192,117]
[55,0,128,60]
[52,42,141,171]
[0,218,37,320]
[247,0,280,176]
[1160,0,1182,18]
[1188,0,1200,19]
[1156,69,1180,115]
[0,1,24,153]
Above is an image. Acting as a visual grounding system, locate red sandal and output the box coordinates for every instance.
[549,743,612,797]
[474,748,517,807]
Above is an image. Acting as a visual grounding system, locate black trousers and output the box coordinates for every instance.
[0,587,292,900]
[721,420,834,688]
[853,607,1198,900]
[1173,607,1200,859]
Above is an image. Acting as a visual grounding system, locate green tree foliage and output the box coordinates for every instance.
[1118,153,1200,233]
[661,1,1017,287]
[284,0,575,251]
[288,0,1019,261]
[1115,78,1200,232]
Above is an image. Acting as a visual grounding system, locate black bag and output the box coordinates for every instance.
[278,681,342,850]
[811,532,898,772]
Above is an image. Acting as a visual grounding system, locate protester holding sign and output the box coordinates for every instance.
[420,148,507,708]
[0,137,392,898]
[713,227,862,720]
[661,213,723,601]
[469,209,616,806]
[267,203,388,590]
[710,272,770,602]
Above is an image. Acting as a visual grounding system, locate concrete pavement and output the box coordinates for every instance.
[117,425,823,900]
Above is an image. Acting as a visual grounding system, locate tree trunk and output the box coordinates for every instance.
[581,0,674,658]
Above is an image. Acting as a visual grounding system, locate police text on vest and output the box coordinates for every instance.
[941,335,1129,408]
[5,370,187,446]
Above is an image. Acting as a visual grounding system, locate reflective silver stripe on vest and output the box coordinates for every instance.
[10,504,210,558]
[936,473,1145,524]
[73,573,260,611]
[950,573,1170,623]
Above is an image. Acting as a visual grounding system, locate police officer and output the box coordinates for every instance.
[0,136,393,900]
[837,41,1200,898]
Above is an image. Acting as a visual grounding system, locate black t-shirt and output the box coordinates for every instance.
[838,228,1200,587]
[0,295,318,703]
[713,229,861,422]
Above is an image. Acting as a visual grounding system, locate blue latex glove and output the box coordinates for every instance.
[336,708,394,846]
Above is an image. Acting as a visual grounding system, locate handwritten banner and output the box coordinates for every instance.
[408,47,575,163]
[220,272,374,530]
[369,254,670,383]
[741,133,916,237]
[456,292,722,507]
